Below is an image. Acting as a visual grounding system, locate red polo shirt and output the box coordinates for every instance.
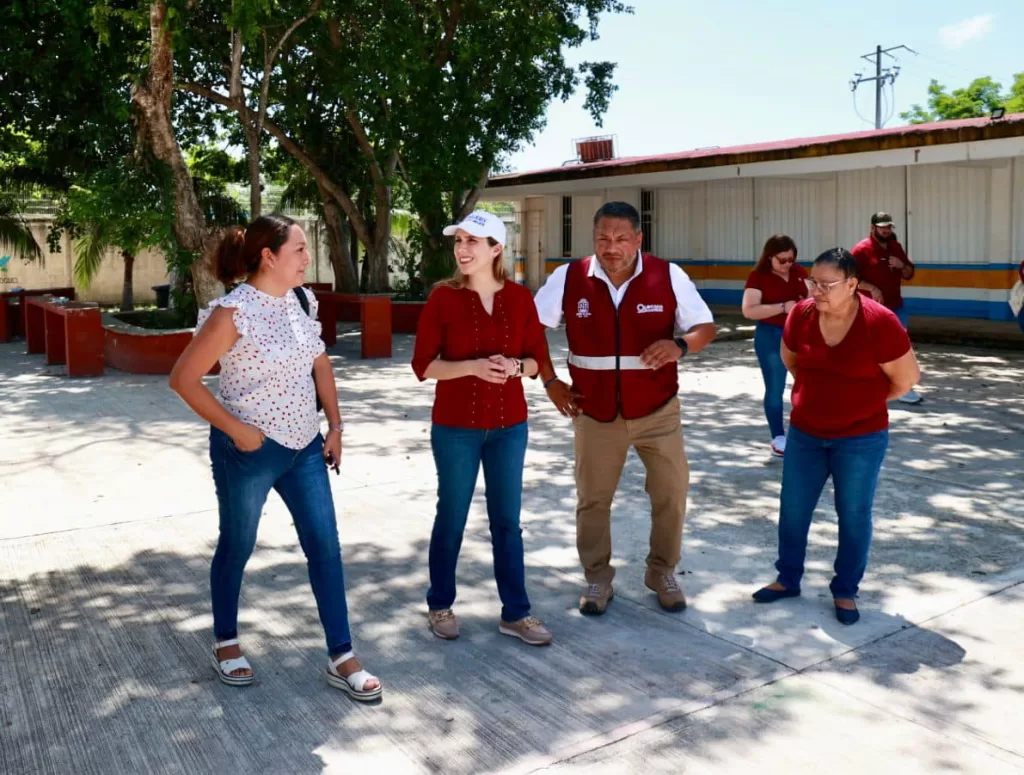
[412,281,546,429]
[851,235,914,310]
[744,265,809,326]
[783,297,911,438]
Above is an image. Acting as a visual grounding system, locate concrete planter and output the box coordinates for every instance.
[102,311,217,375]
[391,299,426,334]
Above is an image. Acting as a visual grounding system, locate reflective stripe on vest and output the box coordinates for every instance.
[567,351,647,371]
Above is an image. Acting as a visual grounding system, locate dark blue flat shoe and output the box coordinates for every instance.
[752,585,800,603]
[834,602,860,625]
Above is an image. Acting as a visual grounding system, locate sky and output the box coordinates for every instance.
[505,0,1024,173]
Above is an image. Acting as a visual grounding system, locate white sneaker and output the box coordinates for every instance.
[770,435,786,456]
[898,389,923,405]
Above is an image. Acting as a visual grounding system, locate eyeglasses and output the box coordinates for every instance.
[804,278,846,294]
[773,255,795,265]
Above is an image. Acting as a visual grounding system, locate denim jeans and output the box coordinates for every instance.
[894,305,910,330]
[1017,305,1024,334]
[428,422,531,622]
[774,425,889,599]
[209,426,352,656]
[753,322,787,439]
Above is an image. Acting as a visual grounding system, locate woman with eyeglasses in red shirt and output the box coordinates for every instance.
[742,235,808,457]
[752,248,921,625]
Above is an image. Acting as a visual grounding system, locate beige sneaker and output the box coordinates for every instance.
[498,616,553,646]
[644,569,687,611]
[579,582,614,615]
[428,608,459,640]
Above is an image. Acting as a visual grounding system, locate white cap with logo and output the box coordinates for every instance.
[442,210,507,246]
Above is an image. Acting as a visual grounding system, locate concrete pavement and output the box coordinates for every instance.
[1,326,1022,774]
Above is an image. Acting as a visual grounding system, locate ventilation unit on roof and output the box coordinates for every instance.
[574,135,616,163]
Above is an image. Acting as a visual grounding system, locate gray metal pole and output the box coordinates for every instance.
[874,45,882,130]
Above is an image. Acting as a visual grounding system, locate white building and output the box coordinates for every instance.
[485,115,1024,321]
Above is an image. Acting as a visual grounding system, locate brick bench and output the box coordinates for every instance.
[25,296,104,377]
[310,290,392,359]
[0,287,76,342]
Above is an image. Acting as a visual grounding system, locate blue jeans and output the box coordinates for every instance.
[209,427,352,656]
[774,425,889,599]
[894,306,909,330]
[428,422,531,622]
[1017,305,1024,334]
[753,322,787,439]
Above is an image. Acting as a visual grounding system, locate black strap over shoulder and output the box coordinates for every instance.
[292,287,323,413]
[293,286,311,316]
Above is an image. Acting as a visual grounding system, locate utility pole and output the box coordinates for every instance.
[850,44,916,129]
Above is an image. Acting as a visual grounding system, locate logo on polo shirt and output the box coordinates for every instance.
[576,298,591,318]
[636,303,664,314]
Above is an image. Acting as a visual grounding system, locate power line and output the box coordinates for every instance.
[850,44,916,129]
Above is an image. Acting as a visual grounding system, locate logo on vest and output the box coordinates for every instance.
[576,298,591,318]
[636,303,664,314]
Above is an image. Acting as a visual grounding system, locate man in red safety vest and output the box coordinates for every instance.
[535,201,717,615]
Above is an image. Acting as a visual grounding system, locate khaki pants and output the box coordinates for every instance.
[573,397,690,584]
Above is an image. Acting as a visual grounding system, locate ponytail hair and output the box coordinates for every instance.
[213,214,297,285]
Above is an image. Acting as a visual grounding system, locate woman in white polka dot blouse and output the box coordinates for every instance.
[169,214,381,702]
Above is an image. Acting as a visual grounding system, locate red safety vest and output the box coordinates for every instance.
[562,255,678,422]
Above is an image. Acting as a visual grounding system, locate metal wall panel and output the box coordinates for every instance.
[705,179,754,261]
[1014,157,1024,262]
[655,188,693,258]
[754,178,827,262]
[909,164,989,264]
[836,167,906,250]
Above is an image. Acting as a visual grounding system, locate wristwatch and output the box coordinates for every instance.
[673,337,689,357]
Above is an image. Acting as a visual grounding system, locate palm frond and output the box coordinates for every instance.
[0,196,43,261]
[73,223,110,288]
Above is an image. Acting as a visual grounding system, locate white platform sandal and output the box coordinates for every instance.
[326,652,382,702]
[212,638,254,686]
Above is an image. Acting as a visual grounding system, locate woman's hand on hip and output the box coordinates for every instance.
[472,358,508,384]
[232,424,265,452]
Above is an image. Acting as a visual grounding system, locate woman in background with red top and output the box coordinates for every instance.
[752,248,920,624]
[411,210,553,647]
[741,235,808,456]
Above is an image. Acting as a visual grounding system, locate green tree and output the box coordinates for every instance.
[902,73,1024,123]
[0,192,42,262]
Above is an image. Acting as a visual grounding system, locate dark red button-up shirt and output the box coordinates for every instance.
[412,281,546,429]
[851,235,915,310]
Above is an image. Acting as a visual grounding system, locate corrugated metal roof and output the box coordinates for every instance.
[489,114,1024,188]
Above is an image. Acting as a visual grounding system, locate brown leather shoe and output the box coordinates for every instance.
[498,616,553,646]
[644,569,687,611]
[428,608,459,640]
[579,582,614,615]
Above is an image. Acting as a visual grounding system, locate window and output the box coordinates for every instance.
[561,196,572,256]
[641,189,655,253]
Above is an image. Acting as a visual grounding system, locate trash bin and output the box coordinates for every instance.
[152,284,170,309]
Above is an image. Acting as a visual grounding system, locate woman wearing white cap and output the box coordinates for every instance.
[411,210,553,646]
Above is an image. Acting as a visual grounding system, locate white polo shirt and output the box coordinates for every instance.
[533,253,714,333]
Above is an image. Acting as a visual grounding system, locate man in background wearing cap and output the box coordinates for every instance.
[851,212,923,404]
[533,201,717,616]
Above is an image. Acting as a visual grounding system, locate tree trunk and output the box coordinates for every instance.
[318,186,358,292]
[420,232,453,288]
[246,125,261,218]
[121,251,135,311]
[132,1,222,311]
